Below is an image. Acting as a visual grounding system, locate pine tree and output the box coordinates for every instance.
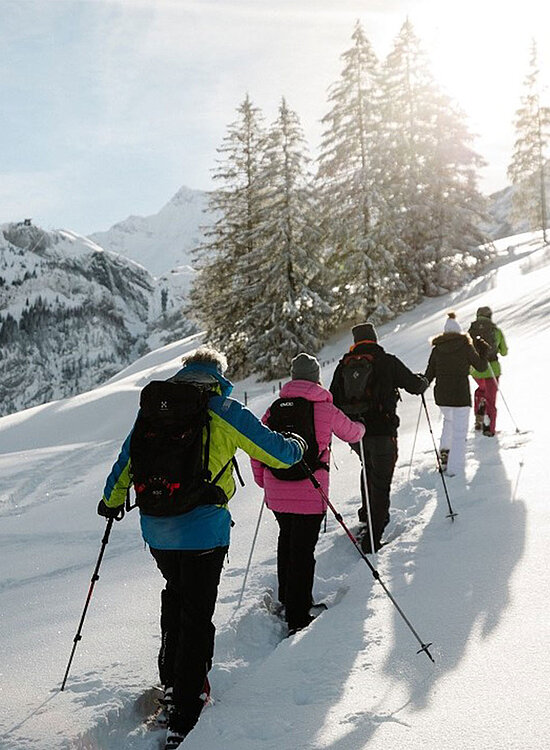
[245,99,331,379]
[189,94,268,375]
[317,21,397,322]
[507,39,550,243]
[379,19,488,297]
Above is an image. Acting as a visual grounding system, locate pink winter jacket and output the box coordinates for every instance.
[250,380,365,514]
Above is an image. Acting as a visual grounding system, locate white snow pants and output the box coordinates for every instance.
[439,406,470,476]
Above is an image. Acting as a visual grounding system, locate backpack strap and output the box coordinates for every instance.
[232,456,245,487]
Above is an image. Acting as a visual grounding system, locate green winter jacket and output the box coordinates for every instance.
[470,321,508,379]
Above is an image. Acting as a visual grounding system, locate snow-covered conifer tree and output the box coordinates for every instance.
[507,40,550,243]
[317,21,397,322]
[379,19,488,298]
[189,95,267,374]
[245,98,331,380]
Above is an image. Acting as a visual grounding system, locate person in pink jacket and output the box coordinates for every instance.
[251,353,365,635]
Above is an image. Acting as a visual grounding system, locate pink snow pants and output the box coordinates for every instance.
[474,376,499,432]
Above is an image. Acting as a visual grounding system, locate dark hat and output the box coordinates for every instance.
[352,322,378,343]
[476,306,492,319]
[290,352,321,383]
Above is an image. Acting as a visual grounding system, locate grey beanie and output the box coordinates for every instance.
[352,322,378,343]
[291,352,321,383]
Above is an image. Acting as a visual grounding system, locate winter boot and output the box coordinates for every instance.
[475,400,486,430]
[439,449,449,471]
[360,533,382,555]
[287,614,315,637]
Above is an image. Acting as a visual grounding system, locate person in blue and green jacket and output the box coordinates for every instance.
[99,346,305,749]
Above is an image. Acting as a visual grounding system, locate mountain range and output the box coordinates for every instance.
[0,221,196,416]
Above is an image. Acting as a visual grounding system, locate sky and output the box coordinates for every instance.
[1,0,550,235]
[1,229,549,748]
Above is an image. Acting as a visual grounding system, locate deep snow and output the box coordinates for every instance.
[1,232,549,750]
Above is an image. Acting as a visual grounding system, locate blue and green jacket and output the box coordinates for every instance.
[102,363,303,550]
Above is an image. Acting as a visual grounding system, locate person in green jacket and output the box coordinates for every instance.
[468,306,508,437]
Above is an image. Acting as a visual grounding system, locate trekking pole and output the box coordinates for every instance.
[299,461,434,663]
[237,499,266,608]
[421,394,457,521]
[407,400,423,483]
[60,510,123,691]
[358,439,376,556]
[487,363,520,433]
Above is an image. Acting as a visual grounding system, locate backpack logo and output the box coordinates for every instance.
[160,401,168,410]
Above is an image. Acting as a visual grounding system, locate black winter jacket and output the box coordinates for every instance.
[424,332,487,407]
[329,342,428,436]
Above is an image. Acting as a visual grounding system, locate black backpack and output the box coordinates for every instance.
[129,380,230,516]
[266,397,328,481]
[338,353,377,416]
[468,318,498,360]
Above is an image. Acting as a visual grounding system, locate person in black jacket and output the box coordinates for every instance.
[424,312,488,476]
[330,322,428,553]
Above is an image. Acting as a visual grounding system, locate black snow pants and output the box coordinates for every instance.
[150,545,227,734]
[273,511,324,631]
[357,434,398,550]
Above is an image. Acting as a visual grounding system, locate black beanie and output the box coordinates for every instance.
[477,306,492,319]
[352,322,378,343]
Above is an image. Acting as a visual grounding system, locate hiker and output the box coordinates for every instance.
[251,353,365,635]
[468,306,508,436]
[329,323,428,553]
[98,346,305,750]
[424,312,489,477]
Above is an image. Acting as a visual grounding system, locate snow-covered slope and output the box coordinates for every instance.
[90,186,210,277]
[0,233,549,749]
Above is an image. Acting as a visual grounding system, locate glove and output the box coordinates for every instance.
[415,374,430,393]
[282,432,308,455]
[97,499,123,519]
[474,336,489,356]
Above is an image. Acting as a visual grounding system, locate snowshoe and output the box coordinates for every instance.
[309,602,328,618]
[157,686,174,729]
[262,589,285,619]
[164,730,186,749]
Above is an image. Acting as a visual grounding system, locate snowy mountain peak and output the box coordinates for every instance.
[89,185,211,276]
